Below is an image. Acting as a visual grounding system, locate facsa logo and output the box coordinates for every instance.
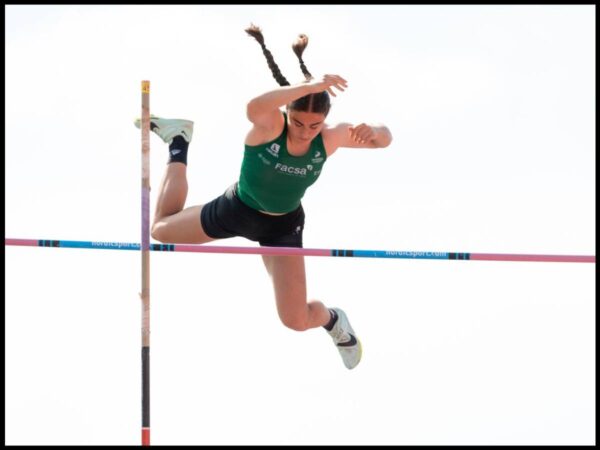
[275,163,307,176]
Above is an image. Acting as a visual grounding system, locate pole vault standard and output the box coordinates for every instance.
[4,239,595,263]
[140,80,151,446]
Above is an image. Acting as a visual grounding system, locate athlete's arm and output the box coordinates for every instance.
[323,122,393,156]
[246,74,348,129]
[245,75,348,145]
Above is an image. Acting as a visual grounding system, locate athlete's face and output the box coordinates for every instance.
[287,110,326,144]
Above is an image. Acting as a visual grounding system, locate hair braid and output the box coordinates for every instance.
[245,24,331,116]
[245,24,290,86]
[292,33,313,80]
[289,31,330,115]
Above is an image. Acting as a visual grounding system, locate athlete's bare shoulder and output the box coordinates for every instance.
[245,110,285,146]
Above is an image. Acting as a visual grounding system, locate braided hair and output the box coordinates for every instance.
[245,24,331,116]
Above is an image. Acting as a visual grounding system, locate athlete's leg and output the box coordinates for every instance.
[262,254,363,369]
[135,116,215,244]
[261,255,331,331]
[150,162,215,244]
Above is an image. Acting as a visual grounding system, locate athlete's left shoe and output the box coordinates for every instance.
[327,307,362,370]
[134,115,194,144]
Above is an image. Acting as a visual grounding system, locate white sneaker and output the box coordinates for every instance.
[134,115,194,144]
[327,307,362,370]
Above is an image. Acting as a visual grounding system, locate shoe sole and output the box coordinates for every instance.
[351,339,363,370]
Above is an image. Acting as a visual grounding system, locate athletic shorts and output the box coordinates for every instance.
[200,183,305,248]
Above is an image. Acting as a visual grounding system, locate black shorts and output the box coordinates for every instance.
[200,183,305,248]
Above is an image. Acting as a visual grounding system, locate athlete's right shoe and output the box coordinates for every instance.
[327,307,362,370]
[134,115,194,144]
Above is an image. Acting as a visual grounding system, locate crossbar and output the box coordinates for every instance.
[5,239,595,263]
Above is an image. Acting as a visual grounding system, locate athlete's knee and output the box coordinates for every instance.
[151,222,168,242]
[279,310,310,332]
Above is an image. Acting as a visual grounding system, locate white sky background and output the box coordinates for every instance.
[5,5,595,445]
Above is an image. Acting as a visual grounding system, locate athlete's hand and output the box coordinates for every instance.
[349,123,377,145]
[306,74,348,97]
